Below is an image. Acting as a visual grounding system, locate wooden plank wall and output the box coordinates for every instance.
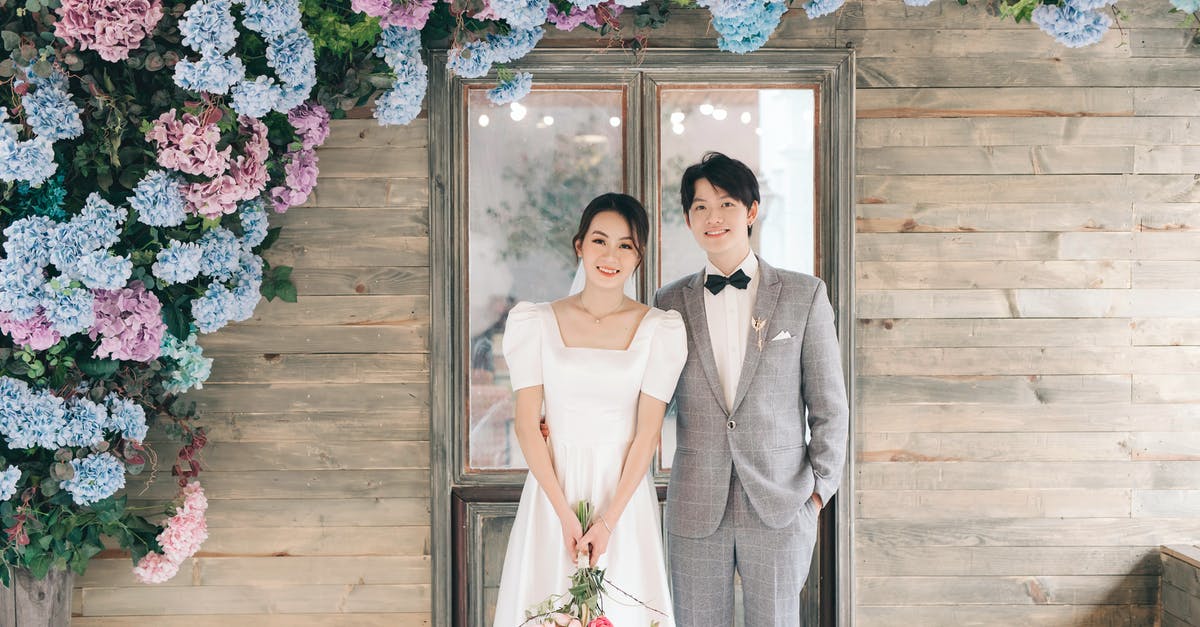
[69,0,1200,623]
[71,120,434,625]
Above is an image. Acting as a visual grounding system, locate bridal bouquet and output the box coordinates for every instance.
[521,501,663,627]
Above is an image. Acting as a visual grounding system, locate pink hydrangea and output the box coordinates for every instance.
[146,109,231,178]
[287,102,331,150]
[350,0,391,16]
[88,281,166,362]
[0,310,61,350]
[546,4,589,31]
[382,0,435,29]
[131,552,180,584]
[131,482,208,584]
[180,117,269,218]
[269,148,319,213]
[55,0,164,62]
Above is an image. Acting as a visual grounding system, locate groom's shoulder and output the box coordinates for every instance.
[655,273,696,304]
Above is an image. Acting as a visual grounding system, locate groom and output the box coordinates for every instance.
[655,152,849,626]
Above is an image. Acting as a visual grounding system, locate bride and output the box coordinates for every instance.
[492,193,687,626]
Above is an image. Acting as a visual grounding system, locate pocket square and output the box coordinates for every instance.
[771,330,793,341]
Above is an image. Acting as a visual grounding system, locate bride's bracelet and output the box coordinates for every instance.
[599,514,613,534]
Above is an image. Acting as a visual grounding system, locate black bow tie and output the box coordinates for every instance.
[705,269,751,295]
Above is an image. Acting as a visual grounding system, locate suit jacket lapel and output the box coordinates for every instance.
[730,256,782,416]
[682,271,729,415]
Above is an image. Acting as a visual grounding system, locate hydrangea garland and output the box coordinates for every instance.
[174,0,317,117]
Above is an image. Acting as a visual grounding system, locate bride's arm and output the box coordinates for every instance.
[580,391,666,566]
[513,385,582,553]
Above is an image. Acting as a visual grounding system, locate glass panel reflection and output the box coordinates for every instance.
[467,88,624,471]
[657,87,817,470]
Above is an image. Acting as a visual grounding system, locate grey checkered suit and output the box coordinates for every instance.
[655,256,849,626]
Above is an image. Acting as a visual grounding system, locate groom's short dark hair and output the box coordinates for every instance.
[680,152,760,236]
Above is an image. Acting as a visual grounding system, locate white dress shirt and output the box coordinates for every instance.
[703,252,759,410]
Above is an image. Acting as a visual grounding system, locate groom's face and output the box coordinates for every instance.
[685,177,758,260]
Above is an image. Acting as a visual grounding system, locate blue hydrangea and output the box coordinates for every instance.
[20,74,84,142]
[230,254,264,322]
[0,377,33,444]
[77,194,126,249]
[1032,4,1111,48]
[375,25,423,68]
[160,333,213,394]
[486,27,545,64]
[231,76,283,118]
[61,396,109,448]
[180,0,238,54]
[275,82,313,114]
[3,216,58,268]
[1172,0,1200,10]
[0,259,47,319]
[801,0,843,19]
[0,380,68,450]
[266,28,317,87]
[70,251,133,290]
[198,227,242,280]
[191,282,237,333]
[130,170,188,228]
[105,393,148,443]
[489,0,550,30]
[0,466,20,501]
[174,54,246,95]
[41,280,95,336]
[698,0,761,19]
[374,27,428,125]
[49,194,124,271]
[0,121,57,187]
[446,40,494,79]
[242,0,303,36]
[714,1,788,53]
[1064,0,1115,10]
[61,453,126,506]
[153,241,205,285]
[239,201,269,251]
[487,72,533,105]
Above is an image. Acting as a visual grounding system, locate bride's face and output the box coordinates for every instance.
[574,210,641,288]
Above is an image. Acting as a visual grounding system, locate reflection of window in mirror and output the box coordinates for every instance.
[657,86,818,471]
[466,88,625,471]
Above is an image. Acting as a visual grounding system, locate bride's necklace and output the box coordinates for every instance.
[578,296,625,324]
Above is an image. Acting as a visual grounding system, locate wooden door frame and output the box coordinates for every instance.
[429,48,856,626]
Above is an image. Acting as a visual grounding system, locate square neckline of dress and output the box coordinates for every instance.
[545,302,655,352]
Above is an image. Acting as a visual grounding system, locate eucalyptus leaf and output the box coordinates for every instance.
[1,31,19,51]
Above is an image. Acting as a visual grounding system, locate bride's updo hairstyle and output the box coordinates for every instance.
[571,193,651,272]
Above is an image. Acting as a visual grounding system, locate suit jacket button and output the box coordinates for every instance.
[727,420,736,430]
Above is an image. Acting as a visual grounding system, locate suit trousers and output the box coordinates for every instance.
[668,468,819,627]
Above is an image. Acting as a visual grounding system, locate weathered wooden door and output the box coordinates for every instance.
[429,50,855,626]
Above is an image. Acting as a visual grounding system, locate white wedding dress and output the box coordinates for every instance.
[492,301,687,627]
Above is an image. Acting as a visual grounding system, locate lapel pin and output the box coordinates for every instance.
[752,317,767,351]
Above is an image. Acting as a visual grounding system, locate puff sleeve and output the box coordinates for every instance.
[501,301,543,391]
[641,309,688,403]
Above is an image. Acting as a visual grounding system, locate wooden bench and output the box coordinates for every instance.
[1163,545,1200,627]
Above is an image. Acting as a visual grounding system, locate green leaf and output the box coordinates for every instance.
[274,265,293,280]
[276,279,298,303]
[259,225,282,249]
[260,281,277,301]
[163,302,188,341]
[1,31,19,51]
[78,357,120,378]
